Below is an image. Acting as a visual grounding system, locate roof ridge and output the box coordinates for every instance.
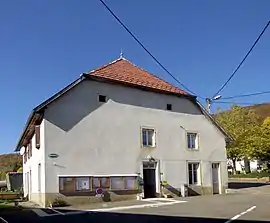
[87,57,125,74]
[85,57,190,96]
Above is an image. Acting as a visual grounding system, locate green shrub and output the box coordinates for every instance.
[51,196,68,207]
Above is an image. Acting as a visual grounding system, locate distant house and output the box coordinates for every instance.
[227,159,262,174]
[15,57,230,207]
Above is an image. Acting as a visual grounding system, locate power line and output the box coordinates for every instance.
[221,90,270,100]
[99,0,202,98]
[212,101,256,106]
[212,21,270,98]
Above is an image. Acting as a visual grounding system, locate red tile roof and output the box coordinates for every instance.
[86,58,190,96]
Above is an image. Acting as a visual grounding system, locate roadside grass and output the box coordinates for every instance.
[229,171,269,178]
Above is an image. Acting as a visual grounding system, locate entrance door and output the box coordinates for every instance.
[26,172,29,197]
[29,170,32,200]
[38,164,41,203]
[143,162,156,198]
[212,163,220,194]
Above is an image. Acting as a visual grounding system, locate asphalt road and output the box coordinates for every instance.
[1,182,270,222]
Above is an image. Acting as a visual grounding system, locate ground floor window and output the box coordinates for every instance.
[59,175,138,193]
[188,162,200,185]
[76,177,90,191]
[93,177,110,189]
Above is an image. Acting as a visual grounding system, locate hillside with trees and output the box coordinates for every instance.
[214,104,270,174]
[0,153,22,180]
[246,103,270,119]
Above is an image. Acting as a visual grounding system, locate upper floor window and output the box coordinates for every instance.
[142,128,156,147]
[35,125,40,149]
[28,141,32,158]
[187,132,198,149]
[166,104,172,111]
[24,150,27,164]
[98,95,107,103]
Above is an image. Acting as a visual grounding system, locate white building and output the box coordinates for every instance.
[15,58,231,207]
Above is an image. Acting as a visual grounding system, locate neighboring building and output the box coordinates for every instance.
[15,57,230,207]
[227,159,262,174]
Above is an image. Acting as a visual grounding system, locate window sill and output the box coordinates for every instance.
[187,148,199,151]
[188,184,201,187]
[142,145,156,149]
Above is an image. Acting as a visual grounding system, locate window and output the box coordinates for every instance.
[142,128,156,147]
[166,104,172,111]
[92,177,110,189]
[59,178,65,191]
[76,177,90,191]
[24,149,27,164]
[27,144,31,159]
[35,125,40,149]
[125,176,137,190]
[187,133,198,149]
[188,163,199,185]
[59,177,76,192]
[111,177,125,190]
[98,95,107,102]
[111,176,138,190]
[28,141,32,158]
[38,164,41,192]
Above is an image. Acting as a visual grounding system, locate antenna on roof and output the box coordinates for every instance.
[120,49,123,59]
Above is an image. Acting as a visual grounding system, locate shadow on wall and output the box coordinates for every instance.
[45,80,202,132]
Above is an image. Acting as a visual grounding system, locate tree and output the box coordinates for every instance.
[215,105,263,173]
[17,167,23,173]
[246,117,270,161]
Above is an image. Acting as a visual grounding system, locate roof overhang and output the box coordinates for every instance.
[194,100,233,143]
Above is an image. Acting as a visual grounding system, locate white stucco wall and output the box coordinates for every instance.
[22,120,46,206]
[43,79,227,194]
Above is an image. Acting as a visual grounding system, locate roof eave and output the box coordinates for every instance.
[195,100,233,142]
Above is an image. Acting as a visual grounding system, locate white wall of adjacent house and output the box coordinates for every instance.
[235,160,259,172]
[42,79,227,195]
[22,120,46,206]
[227,159,260,173]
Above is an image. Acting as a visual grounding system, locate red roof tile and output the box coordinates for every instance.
[87,58,190,96]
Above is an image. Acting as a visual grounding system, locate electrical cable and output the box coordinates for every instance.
[99,0,203,98]
[212,101,256,106]
[221,90,270,100]
[212,21,270,98]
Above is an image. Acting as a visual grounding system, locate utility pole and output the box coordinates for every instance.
[206,98,211,113]
[205,95,222,113]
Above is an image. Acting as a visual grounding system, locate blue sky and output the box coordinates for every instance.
[0,0,270,154]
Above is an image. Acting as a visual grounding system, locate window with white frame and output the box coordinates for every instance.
[142,128,156,147]
[188,162,199,185]
[187,132,198,149]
